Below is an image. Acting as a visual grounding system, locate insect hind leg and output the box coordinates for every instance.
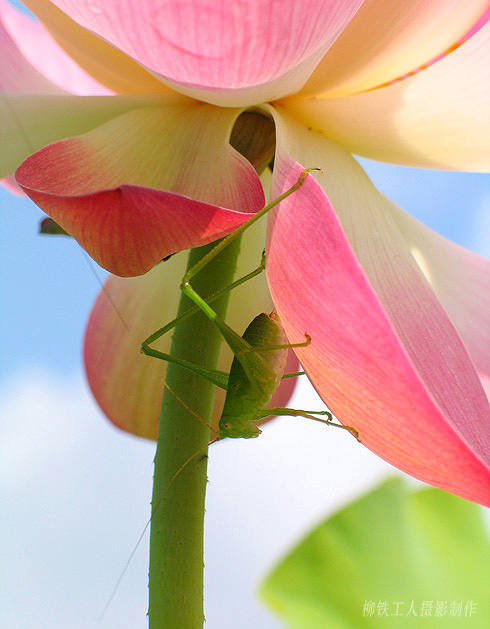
[264,407,360,440]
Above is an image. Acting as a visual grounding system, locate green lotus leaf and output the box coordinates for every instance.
[261,479,490,628]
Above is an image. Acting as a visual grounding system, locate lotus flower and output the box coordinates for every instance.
[3,0,489,505]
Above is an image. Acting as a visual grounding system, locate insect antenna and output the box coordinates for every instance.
[98,382,219,618]
[162,381,220,435]
[80,250,131,332]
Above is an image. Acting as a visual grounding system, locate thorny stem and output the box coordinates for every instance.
[148,239,241,628]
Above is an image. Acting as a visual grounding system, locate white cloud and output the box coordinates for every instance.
[0,369,394,628]
[1,369,88,485]
[0,368,154,628]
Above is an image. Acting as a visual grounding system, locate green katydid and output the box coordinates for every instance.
[141,168,359,441]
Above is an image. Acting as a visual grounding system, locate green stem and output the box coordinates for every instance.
[148,237,241,628]
[148,110,275,627]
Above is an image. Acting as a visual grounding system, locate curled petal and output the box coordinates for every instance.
[0,0,109,95]
[300,0,489,97]
[1,93,161,179]
[16,100,265,276]
[286,18,490,171]
[264,107,490,505]
[43,0,363,106]
[84,219,298,439]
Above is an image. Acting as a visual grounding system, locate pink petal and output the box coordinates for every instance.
[1,93,160,179]
[0,4,63,94]
[22,0,168,94]
[286,17,490,171]
[16,100,264,276]
[0,0,109,95]
[300,0,489,97]
[1,174,24,195]
[84,222,298,439]
[481,375,490,398]
[390,204,490,391]
[44,0,363,106]
[264,107,490,505]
